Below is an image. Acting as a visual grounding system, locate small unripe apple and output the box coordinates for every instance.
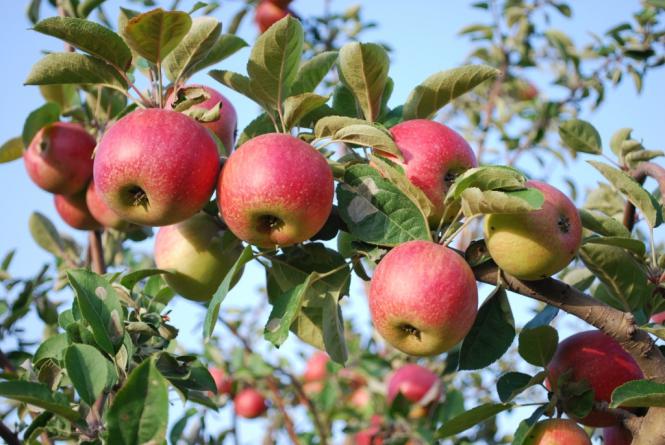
[369,240,478,356]
[255,1,291,33]
[603,425,633,445]
[166,84,237,156]
[154,213,243,302]
[54,190,101,231]
[234,388,267,419]
[484,180,582,280]
[303,351,329,382]
[218,133,334,248]
[24,122,96,195]
[209,367,233,395]
[651,311,665,324]
[523,419,590,445]
[548,330,643,427]
[93,108,220,226]
[387,119,478,225]
[86,182,131,231]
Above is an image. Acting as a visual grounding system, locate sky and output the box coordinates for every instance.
[0,0,664,444]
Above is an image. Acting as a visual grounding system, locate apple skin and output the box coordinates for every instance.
[651,311,665,324]
[387,364,440,404]
[255,0,291,33]
[354,425,383,445]
[484,180,582,280]
[85,182,131,231]
[368,240,478,356]
[24,122,96,195]
[523,419,591,445]
[93,108,220,226]
[166,84,237,156]
[209,367,233,395]
[603,425,633,445]
[218,133,334,248]
[154,213,243,302]
[267,0,293,8]
[548,330,644,427]
[54,190,101,231]
[387,119,478,225]
[349,387,371,409]
[303,351,329,382]
[234,388,267,419]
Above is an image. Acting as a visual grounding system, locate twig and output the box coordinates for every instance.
[0,421,19,445]
[267,378,300,445]
[0,349,15,373]
[88,230,106,274]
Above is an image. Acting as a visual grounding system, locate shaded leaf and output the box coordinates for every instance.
[29,212,64,256]
[460,188,544,216]
[25,53,128,92]
[334,124,401,158]
[164,16,222,83]
[22,102,60,147]
[518,325,558,367]
[497,371,545,402]
[0,381,82,423]
[64,343,108,405]
[579,209,630,237]
[265,273,315,347]
[445,166,527,204]
[582,236,646,257]
[283,93,329,130]
[610,380,665,408]
[193,34,248,73]
[322,293,348,364]
[121,8,192,64]
[314,115,367,138]
[435,402,514,438]
[291,51,338,95]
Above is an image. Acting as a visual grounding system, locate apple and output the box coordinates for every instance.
[24,122,96,195]
[154,213,243,302]
[93,108,220,226]
[255,0,291,33]
[85,182,132,231]
[209,367,233,396]
[547,330,644,427]
[54,190,101,231]
[303,351,329,382]
[368,240,478,356]
[603,425,633,445]
[349,387,371,409]
[234,388,267,419]
[354,425,383,445]
[651,311,665,324]
[386,364,440,418]
[523,419,590,445]
[514,79,539,101]
[484,180,582,280]
[217,133,334,248]
[166,84,237,156]
[267,0,293,8]
[386,119,478,225]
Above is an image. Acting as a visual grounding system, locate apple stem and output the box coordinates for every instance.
[437,207,463,242]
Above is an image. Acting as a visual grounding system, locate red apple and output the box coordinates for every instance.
[93,108,220,226]
[369,240,478,356]
[209,367,233,395]
[547,330,644,427]
[166,85,237,156]
[523,419,590,445]
[603,425,633,445]
[349,387,371,409]
[24,122,96,195]
[54,190,101,231]
[154,213,243,302]
[255,0,291,33]
[387,119,478,225]
[86,182,131,231]
[484,180,582,280]
[267,0,293,8]
[651,311,665,324]
[218,133,334,248]
[234,388,267,419]
[303,351,329,382]
[354,425,383,445]
[387,364,440,405]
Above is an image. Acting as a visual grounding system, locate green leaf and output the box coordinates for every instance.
[64,343,108,405]
[209,69,255,101]
[460,188,544,216]
[322,293,348,364]
[193,34,248,73]
[0,381,82,423]
[67,269,125,355]
[582,236,646,257]
[445,166,527,204]
[0,137,24,164]
[588,160,662,228]
[106,358,169,445]
[435,402,514,439]
[27,0,41,24]
[497,371,546,403]
[518,325,558,367]
[25,53,128,92]
[29,212,64,257]
[610,128,632,157]
[314,115,367,138]
[203,246,253,340]
[121,8,192,64]
[22,102,61,147]
[120,268,172,293]
[334,124,401,158]
[336,164,431,246]
[291,51,338,95]
[610,380,665,408]
[265,273,316,347]
[558,119,602,155]
[247,16,303,112]
[40,84,80,113]
[163,16,222,83]
[77,0,107,18]
[625,150,664,166]
[282,93,329,130]
[579,209,630,237]
[33,333,68,366]
[459,286,515,370]
[33,17,132,70]
[236,113,276,147]
[337,42,389,122]
[403,65,500,120]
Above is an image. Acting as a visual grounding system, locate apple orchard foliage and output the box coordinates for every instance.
[0,1,665,445]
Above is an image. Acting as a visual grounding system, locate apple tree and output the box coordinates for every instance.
[1,0,665,444]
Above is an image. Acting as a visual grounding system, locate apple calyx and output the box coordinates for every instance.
[257,214,285,234]
[558,215,571,233]
[126,185,150,210]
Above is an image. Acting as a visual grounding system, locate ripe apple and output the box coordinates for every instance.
[154,213,243,302]
[267,0,293,8]
[85,182,132,231]
[93,108,220,226]
[387,363,440,417]
[349,387,371,409]
[234,388,267,419]
[484,180,582,280]
[218,133,334,248]
[209,367,233,395]
[386,119,478,225]
[166,84,237,156]
[255,0,291,33]
[547,330,643,427]
[24,122,96,195]
[354,425,383,445]
[603,425,633,445]
[303,351,329,382]
[368,240,478,356]
[523,419,590,445]
[54,190,101,231]
[651,311,665,324]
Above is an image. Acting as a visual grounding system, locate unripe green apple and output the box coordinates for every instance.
[523,419,591,445]
[217,133,334,248]
[234,388,267,419]
[154,213,243,302]
[484,180,582,280]
[54,189,101,231]
[369,240,478,356]
[603,425,632,445]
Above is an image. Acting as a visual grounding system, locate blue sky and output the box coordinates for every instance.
[1,1,664,443]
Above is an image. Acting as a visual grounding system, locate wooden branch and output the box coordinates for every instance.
[88,230,106,275]
[267,378,300,445]
[0,421,19,445]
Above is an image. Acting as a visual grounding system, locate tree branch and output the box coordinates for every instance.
[0,420,20,445]
[88,230,106,275]
[267,377,300,445]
